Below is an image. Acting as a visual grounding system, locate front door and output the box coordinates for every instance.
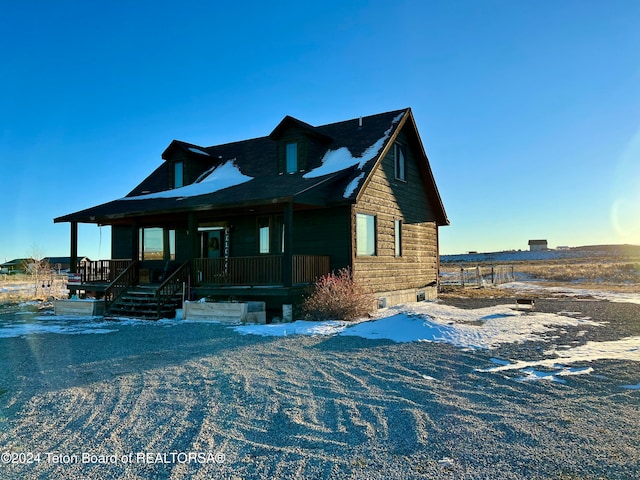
[199,229,222,258]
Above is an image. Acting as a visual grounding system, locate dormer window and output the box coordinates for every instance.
[277,139,306,174]
[286,142,298,173]
[174,161,184,188]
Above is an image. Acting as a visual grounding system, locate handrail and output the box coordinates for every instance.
[155,260,190,317]
[104,260,138,314]
[193,255,330,286]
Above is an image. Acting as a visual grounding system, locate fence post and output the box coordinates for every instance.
[460,267,464,287]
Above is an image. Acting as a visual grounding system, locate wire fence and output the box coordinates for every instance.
[440,265,515,287]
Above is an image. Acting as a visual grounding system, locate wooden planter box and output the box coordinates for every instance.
[183,301,266,325]
[54,299,105,317]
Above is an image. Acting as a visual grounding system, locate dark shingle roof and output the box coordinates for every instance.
[54,108,448,225]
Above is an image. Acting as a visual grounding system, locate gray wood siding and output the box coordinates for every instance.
[352,130,439,294]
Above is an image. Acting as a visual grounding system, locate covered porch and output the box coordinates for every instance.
[69,254,330,313]
[58,196,344,315]
[72,255,330,290]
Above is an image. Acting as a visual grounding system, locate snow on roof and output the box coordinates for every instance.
[123,159,253,200]
[343,172,365,198]
[188,147,210,156]
[303,112,405,180]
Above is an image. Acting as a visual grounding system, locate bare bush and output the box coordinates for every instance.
[301,268,375,321]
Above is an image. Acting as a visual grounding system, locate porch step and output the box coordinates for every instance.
[106,286,182,320]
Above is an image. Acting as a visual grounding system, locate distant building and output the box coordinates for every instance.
[528,240,548,251]
[43,257,90,273]
[0,258,34,274]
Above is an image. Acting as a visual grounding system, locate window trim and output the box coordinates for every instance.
[394,219,402,257]
[356,213,377,257]
[174,161,184,188]
[139,227,175,261]
[258,216,271,254]
[285,142,298,174]
[394,142,407,182]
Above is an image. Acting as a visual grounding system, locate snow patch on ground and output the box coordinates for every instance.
[499,281,640,304]
[235,302,601,349]
[234,320,350,337]
[478,337,640,382]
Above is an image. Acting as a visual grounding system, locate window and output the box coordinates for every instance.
[174,161,184,188]
[168,229,176,260]
[139,228,163,261]
[394,219,402,257]
[356,213,376,256]
[394,143,406,181]
[258,217,270,254]
[139,228,175,261]
[285,142,298,173]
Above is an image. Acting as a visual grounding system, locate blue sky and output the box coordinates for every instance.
[1,0,639,261]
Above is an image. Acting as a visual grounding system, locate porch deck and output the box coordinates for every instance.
[70,255,330,293]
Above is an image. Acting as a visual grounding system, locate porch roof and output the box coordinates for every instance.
[53,166,356,224]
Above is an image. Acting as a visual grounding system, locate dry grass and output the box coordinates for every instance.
[0,274,68,303]
[440,246,640,298]
[516,261,640,284]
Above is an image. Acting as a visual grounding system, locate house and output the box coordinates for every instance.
[0,258,34,274]
[54,108,449,318]
[528,240,548,251]
[43,256,90,273]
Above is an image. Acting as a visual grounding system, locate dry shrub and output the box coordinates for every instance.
[302,268,374,321]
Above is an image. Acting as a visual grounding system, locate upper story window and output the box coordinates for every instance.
[394,143,406,181]
[285,142,298,173]
[174,161,184,188]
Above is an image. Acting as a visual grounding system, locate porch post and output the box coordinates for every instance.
[70,222,78,273]
[282,202,294,287]
[188,213,198,260]
[131,221,139,261]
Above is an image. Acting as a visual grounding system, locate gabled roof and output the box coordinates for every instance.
[54,108,448,226]
[44,256,90,264]
[1,258,33,268]
[269,115,333,143]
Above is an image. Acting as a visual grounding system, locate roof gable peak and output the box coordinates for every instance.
[269,115,333,143]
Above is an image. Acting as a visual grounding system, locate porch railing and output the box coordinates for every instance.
[155,260,190,316]
[79,259,132,283]
[104,260,139,313]
[192,255,330,286]
[292,255,331,285]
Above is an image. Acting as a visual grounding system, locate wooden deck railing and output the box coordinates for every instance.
[292,255,331,285]
[79,259,132,283]
[155,260,190,316]
[192,255,330,286]
[104,260,139,313]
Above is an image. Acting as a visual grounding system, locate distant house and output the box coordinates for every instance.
[54,108,449,318]
[0,258,34,274]
[43,257,90,273]
[528,240,548,251]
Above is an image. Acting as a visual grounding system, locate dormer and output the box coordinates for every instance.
[161,140,217,189]
[269,116,333,175]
